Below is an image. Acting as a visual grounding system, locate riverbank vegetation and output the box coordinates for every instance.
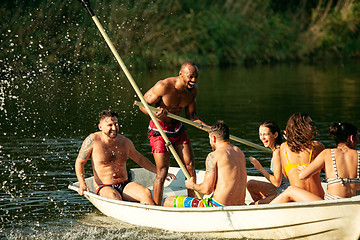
[2,0,360,72]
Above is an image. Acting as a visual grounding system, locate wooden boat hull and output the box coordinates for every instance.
[68,167,360,239]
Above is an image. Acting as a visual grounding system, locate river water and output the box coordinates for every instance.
[1,60,360,239]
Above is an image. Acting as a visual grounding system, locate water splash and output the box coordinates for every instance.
[4,212,212,240]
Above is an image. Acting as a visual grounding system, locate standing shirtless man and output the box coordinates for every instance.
[164,121,247,207]
[75,110,174,205]
[139,61,207,205]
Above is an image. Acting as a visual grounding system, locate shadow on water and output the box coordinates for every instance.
[1,60,360,239]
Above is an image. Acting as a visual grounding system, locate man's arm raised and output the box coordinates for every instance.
[75,135,94,195]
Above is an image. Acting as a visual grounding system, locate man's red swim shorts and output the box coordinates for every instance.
[148,120,191,153]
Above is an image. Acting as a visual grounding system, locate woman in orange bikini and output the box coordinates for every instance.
[271,122,360,203]
[273,113,325,201]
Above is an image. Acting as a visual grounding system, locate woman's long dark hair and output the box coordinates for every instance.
[285,113,317,153]
[260,120,283,148]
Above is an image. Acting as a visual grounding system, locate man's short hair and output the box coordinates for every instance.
[180,60,198,72]
[99,110,118,122]
[209,120,229,141]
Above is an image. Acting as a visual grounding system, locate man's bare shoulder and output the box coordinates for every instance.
[116,133,130,141]
[163,76,178,83]
[115,134,133,146]
[151,77,177,96]
[212,144,244,160]
[90,132,111,144]
[155,77,177,89]
[91,132,101,139]
[232,145,245,157]
[77,133,97,160]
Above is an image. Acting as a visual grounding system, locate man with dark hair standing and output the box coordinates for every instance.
[164,121,247,207]
[139,61,207,205]
[75,110,174,205]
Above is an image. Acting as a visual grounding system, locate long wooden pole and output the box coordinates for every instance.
[78,0,202,199]
[134,101,272,154]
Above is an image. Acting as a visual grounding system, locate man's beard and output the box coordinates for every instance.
[107,130,118,138]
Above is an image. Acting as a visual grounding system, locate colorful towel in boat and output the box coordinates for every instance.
[173,196,225,207]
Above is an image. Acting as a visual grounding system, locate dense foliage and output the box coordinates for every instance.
[1,0,360,72]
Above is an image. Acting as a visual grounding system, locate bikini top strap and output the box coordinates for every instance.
[308,142,314,163]
[357,150,360,178]
[331,149,339,179]
[285,142,290,164]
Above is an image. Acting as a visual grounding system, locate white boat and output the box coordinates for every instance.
[68,167,360,240]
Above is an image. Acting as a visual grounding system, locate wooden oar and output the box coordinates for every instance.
[134,101,272,154]
[78,0,202,199]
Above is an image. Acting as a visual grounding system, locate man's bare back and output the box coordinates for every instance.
[164,121,247,207]
[211,144,247,206]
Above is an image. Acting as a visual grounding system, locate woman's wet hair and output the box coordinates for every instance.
[209,120,229,141]
[285,112,316,153]
[99,110,118,122]
[260,120,283,147]
[329,122,358,146]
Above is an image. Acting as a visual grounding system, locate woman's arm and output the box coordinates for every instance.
[249,149,282,187]
[298,149,327,180]
[269,149,283,187]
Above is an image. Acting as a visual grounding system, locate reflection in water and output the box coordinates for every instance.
[1,61,360,239]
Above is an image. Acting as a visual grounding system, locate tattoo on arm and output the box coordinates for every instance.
[78,135,94,160]
[205,153,215,174]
